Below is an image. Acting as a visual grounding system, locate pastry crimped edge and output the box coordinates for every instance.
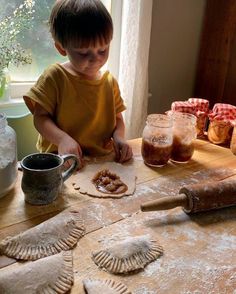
[0,251,74,294]
[0,210,85,260]
[92,238,163,274]
[83,278,132,294]
[41,251,74,294]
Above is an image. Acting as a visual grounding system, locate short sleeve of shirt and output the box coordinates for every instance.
[112,77,126,114]
[23,65,59,115]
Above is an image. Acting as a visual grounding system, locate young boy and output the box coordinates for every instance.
[24,0,133,168]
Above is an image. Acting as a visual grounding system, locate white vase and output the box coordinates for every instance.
[0,68,11,103]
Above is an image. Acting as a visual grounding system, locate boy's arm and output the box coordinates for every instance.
[33,103,83,164]
[112,113,133,162]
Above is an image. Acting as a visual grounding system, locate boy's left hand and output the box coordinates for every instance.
[113,138,133,163]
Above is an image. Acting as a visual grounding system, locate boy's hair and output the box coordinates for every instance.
[49,0,113,48]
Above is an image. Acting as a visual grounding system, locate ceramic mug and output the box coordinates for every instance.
[21,153,79,205]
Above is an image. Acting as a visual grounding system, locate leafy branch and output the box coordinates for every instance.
[0,0,35,71]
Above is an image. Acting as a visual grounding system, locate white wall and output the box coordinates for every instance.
[148,0,206,114]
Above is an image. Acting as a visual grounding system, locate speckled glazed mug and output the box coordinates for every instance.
[21,153,79,205]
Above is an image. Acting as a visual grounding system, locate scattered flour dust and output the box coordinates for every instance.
[86,203,107,226]
[95,208,236,294]
[133,286,157,294]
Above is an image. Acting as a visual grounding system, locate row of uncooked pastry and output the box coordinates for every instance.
[0,251,132,294]
[0,209,163,293]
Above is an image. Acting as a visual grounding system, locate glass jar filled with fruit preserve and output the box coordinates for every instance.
[169,112,197,162]
[141,114,173,167]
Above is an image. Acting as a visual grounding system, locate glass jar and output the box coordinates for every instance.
[230,125,236,155]
[141,114,173,167]
[188,98,209,138]
[207,119,232,145]
[170,112,197,162]
[0,113,17,198]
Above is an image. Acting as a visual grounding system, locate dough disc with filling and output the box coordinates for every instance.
[73,162,136,198]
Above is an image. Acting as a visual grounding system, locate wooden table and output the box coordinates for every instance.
[0,138,236,293]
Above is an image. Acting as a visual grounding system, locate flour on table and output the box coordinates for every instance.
[73,162,136,198]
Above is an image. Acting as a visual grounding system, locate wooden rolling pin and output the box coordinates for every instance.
[141,178,236,214]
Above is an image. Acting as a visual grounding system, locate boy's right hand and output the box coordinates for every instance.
[58,135,84,169]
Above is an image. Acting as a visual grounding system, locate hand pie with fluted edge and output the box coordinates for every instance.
[0,251,73,294]
[92,235,163,274]
[0,210,85,260]
[83,278,131,294]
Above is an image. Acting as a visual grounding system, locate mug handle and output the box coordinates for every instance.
[61,154,79,182]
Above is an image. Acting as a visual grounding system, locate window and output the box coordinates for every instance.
[0,0,113,99]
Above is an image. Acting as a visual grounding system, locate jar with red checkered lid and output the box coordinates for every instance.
[208,103,236,145]
[188,98,209,137]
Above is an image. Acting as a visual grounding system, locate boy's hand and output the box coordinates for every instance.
[113,137,133,163]
[58,135,84,169]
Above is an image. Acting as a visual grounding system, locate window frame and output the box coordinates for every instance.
[1,0,122,105]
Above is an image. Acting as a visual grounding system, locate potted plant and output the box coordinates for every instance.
[0,0,35,102]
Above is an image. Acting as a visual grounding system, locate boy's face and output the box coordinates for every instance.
[57,41,110,79]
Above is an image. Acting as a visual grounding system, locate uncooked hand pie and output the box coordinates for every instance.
[0,251,74,294]
[0,210,85,260]
[83,278,131,294]
[92,235,163,274]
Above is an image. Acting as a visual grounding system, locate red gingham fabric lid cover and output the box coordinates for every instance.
[188,98,209,113]
[208,103,236,123]
[171,101,196,115]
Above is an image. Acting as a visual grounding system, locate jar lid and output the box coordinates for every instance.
[170,111,197,125]
[171,101,196,115]
[208,103,236,123]
[146,114,173,128]
[188,98,209,113]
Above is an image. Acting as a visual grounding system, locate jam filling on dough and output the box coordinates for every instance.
[92,169,128,194]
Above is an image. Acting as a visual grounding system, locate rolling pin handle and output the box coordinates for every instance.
[140,194,189,212]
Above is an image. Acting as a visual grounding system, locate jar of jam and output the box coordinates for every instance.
[208,103,236,145]
[207,119,232,145]
[169,112,197,162]
[188,98,209,138]
[141,114,173,167]
[230,124,236,155]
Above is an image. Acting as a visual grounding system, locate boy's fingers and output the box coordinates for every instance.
[127,148,133,160]
[77,156,85,170]
[120,146,133,163]
[113,142,121,161]
[119,146,129,163]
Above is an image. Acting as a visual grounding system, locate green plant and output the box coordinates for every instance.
[0,0,35,72]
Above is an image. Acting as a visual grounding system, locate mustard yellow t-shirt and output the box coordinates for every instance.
[24,63,126,156]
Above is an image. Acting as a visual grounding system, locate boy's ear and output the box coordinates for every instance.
[54,42,67,56]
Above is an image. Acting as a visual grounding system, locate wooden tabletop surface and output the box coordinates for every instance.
[0,138,236,293]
